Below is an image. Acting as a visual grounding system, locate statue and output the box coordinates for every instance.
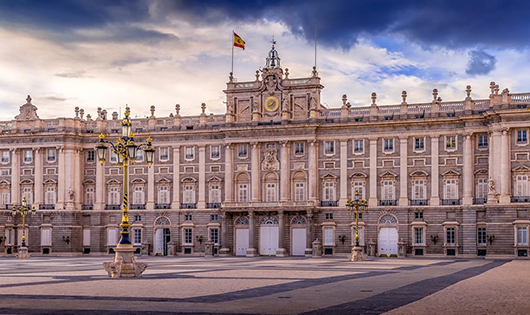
[68,187,74,201]
[488,177,496,194]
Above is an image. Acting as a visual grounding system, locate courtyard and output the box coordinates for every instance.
[0,256,528,314]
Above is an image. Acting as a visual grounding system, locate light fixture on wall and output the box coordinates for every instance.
[196,235,203,244]
[337,235,346,245]
[488,235,495,245]
[62,236,70,245]
[431,235,438,245]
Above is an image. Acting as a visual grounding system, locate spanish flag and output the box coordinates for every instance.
[234,32,245,50]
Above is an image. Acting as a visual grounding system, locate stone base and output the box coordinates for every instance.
[219,247,231,256]
[276,248,287,257]
[305,248,312,257]
[350,246,365,262]
[246,248,258,257]
[16,247,30,259]
[103,245,148,278]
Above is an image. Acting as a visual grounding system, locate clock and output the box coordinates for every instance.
[264,96,279,112]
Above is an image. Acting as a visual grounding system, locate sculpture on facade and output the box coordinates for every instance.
[15,95,40,121]
[488,177,496,194]
[261,148,279,171]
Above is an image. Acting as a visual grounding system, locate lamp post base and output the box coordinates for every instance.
[350,246,365,262]
[16,246,31,259]
[103,246,148,278]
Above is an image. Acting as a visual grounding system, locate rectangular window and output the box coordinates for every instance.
[517,227,529,245]
[41,228,52,246]
[477,227,487,245]
[323,182,335,201]
[414,227,424,245]
[211,146,220,159]
[446,136,457,149]
[158,186,169,204]
[160,147,169,161]
[47,149,56,162]
[83,228,91,247]
[446,227,456,245]
[184,228,193,245]
[352,181,365,199]
[110,151,117,163]
[22,187,33,205]
[238,144,248,158]
[238,184,248,202]
[183,185,195,203]
[210,214,219,221]
[354,140,364,153]
[210,228,219,245]
[324,141,334,154]
[85,187,94,205]
[185,147,195,160]
[294,182,306,201]
[266,183,277,202]
[87,150,95,162]
[295,142,305,155]
[515,175,529,196]
[2,192,10,205]
[478,134,488,149]
[413,180,426,200]
[323,227,334,245]
[134,215,142,222]
[415,138,425,151]
[383,139,394,152]
[414,212,423,219]
[135,149,143,161]
[107,228,118,246]
[185,214,192,221]
[108,187,120,205]
[24,150,33,162]
[45,186,56,204]
[209,184,221,203]
[477,178,488,199]
[517,130,528,144]
[444,179,458,199]
[325,213,333,220]
[133,186,144,204]
[1,151,9,163]
[134,229,142,245]
[382,180,395,200]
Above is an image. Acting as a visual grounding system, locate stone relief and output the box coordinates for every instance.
[15,95,40,121]
[261,148,279,171]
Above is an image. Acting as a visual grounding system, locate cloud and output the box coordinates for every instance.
[55,70,91,78]
[466,50,497,75]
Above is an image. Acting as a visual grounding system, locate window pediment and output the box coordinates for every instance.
[474,169,488,175]
[207,176,223,183]
[20,179,34,185]
[442,169,460,177]
[379,171,397,179]
[131,178,146,184]
[156,177,171,185]
[106,179,121,185]
[512,165,530,173]
[350,172,367,179]
[181,177,197,183]
[0,180,10,188]
[410,170,429,178]
[322,173,338,181]
[83,179,96,185]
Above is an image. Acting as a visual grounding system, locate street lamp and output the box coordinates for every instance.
[346,188,368,262]
[97,107,153,277]
[12,195,36,259]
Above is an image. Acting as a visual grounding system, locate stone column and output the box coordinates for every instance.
[280,141,290,202]
[146,157,155,210]
[430,136,440,205]
[276,210,287,256]
[308,140,318,203]
[492,130,502,194]
[499,129,511,204]
[225,144,234,203]
[399,137,408,206]
[219,213,230,256]
[94,151,105,211]
[487,131,496,204]
[369,138,378,207]
[339,140,348,206]
[246,211,257,256]
[251,142,260,202]
[462,133,474,205]
[65,148,75,210]
[171,146,180,209]
[305,210,313,256]
[198,145,206,209]
[11,149,20,204]
[57,147,66,209]
[33,148,43,207]
[74,149,83,209]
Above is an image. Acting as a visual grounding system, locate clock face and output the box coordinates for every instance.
[264,96,279,112]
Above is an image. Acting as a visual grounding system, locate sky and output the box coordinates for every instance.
[0,0,529,121]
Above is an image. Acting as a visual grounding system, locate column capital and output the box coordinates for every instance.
[399,137,408,143]
[32,147,41,152]
[278,210,284,216]
[225,143,233,150]
[248,211,254,217]
[463,132,473,140]
[172,146,180,152]
[502,128,509,135]
[368,136,378,141]
[308,139,317,146]
[279,140,288,147]
[250,141,258,148]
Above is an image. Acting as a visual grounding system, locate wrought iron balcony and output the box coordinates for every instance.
[81,204,93,210]
[379,200,397,206]
[207,203,221,209]
[155,203,171,209]
[180,203,197,209]
[130,204,146,210]
[409,199,428,206]
[320,200,338,207]
[473,198,487,205]
[511,196,530,203]
[39,204,55,210]
[105,204,121,210]
[441,199,461,205]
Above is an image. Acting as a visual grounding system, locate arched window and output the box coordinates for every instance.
[264,172,278,202]
[236,173,250,202]
[292,171,307,202]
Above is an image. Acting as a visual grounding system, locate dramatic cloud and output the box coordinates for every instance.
[466,50,497,75]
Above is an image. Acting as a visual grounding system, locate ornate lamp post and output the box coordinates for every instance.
[12,196,36,259]
[96,108,154,277]
[346,188,368,262]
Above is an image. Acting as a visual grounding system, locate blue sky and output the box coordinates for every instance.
[0,0,529,120]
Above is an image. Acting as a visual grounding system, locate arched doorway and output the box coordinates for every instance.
[234,216,249,256]
[260,216,279,256]
[291,215,307,256]
[154,216,171,256]
[378,214,398,256]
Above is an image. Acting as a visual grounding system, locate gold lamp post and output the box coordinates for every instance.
[96,108,154,277]
[12,195,36,259]
[346,188,368,262]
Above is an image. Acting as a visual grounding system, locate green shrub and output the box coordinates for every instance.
[379,254,388,257]
[389,254,398,258]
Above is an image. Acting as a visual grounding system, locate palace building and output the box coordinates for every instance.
[1,44,530,259]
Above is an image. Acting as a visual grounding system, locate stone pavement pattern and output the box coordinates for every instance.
[0,256,527,314]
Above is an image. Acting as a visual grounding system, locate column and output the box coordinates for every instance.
[219,213,230,256]
[462,133,474,205]
[198,145,206,209]
[225,144,234,202]
[276,210,287,256]
[246,211,257,256]
[399,137,408,206]
[65,148,75,210]
[339,140,348,206]
[492,130,502,194]
[11,149,20,204]
[308,140,318,202]
[369,138,378,207]
[33,148,43,207]
[305,210,313,256]
[57,147,66,209]
[74,149,83,209]
[251,142,260,202]
[500,129,511,204]
[146,156,155,210]
[430,136,440,205]
[94,150,105,211]
[171,146,180,209]
[487,131,496,204]
[280,141,290,202]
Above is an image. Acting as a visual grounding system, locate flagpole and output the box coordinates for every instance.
[231,30,234,75]
[314,23,317,69]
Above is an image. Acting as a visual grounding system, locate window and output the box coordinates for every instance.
[160,148,169,161]
[413,180,426,200]
[185,147,195,160]
[324,141,334,154]
[47,149,56,162]
[210,228,219,245]
[185,214,192,221]
[2,191,10,205]
[383,139,394,152]
[134,229,142,245]
[209,184,221,203]
[517,227,528,245]
[24,150,33,162]
[1,151,9,163]
[238,184,248,202]
[238,145,248,158]
[325,213,333,220]
[414,212,423,219]
[85,187,94,205]
[266,143,275,149]
[22,187,33,205]
[353,140,364,154]
[323,181,336,201]
[295,142,305,155]
[158,186,169,204]
[352,226,364,245]
[45,186,56,204]
[477,227,487,245]
[382,180,395,200]
[133,186,144,204]
[87,150,95,162]
[294,182,306,201]
[266,183,277,202]
[517,129,528,144]
[478,134,488,149]
[108,186,120,205]
[323,227,334,245]
[211,146,220,159]
[414,227,424,245]
[414,138,424,151]
[210,214,219,221]
[41,228,52,246]
[183,184,195,203]
[446,227,456,245]
[110,151,117,163]
[107,228,118,246]
[352,181,365,199]
[515,175,529,196]
[444,179,458,199]
[1,169,9,176]
[134,215,142,222]
[477,178,488,199]
[446,136,456,150]
[184,228,193,245]
[135,149,143,161]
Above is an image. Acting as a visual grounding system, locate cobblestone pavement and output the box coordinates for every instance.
[0,256,526,315]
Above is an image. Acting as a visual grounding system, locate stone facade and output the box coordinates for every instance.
[1,46,530,259]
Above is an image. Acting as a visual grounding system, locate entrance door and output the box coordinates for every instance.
[155,228,164,255]
[260,226,279,256]
[292,228,307,256]
[378,227,398,256]
[235,228,249,256]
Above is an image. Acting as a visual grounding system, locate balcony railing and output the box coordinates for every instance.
[441,199,461,205]
[511,196,530,203]
[207,203,221,209]
[155,203,171,209]
[474,198,487,205]
[181,203,197,209]
[130,204,146,210]
[409,199,428,206]
[81,204,93,210]
[39,204,55,210]
[380,200,397,206]
[105,204,121,210]
[320,201,338,207]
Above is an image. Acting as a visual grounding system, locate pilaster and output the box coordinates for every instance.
[171,146,180,209]
[251,142,260,202]
[10,149,20,204]
[146,157,155,210]
[224,144,234,203]
[462,133,474,205]
[57,146,66,209]
[430,136,440,205]
[339,140,348,206]
[499,129,511,204]
[33,148,43,207]
[399,137,408,206]
[308,140,318,202]
[369,138,378,207]
[94,152,105,211]
[280,141,290,202]
[246,211,257,256]
[198,145,206,209]
[276,210,287,256]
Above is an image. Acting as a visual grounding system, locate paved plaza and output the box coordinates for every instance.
[0,256,528,315]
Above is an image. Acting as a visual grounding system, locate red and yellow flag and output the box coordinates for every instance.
[234,32,245,50]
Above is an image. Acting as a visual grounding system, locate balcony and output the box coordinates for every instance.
[155,203,171,209]
[39,204,55,210]
[105,204,121,210]
[441,199,461,205]
[511,196,530,203]
[81,204,93,210]
[207,203,221,209]
[320,200,338,207]
[380,200,397,206]
[473,198,487,205]
[180,203,197,209]
[409,199,428,206]
[130,204,146,210]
